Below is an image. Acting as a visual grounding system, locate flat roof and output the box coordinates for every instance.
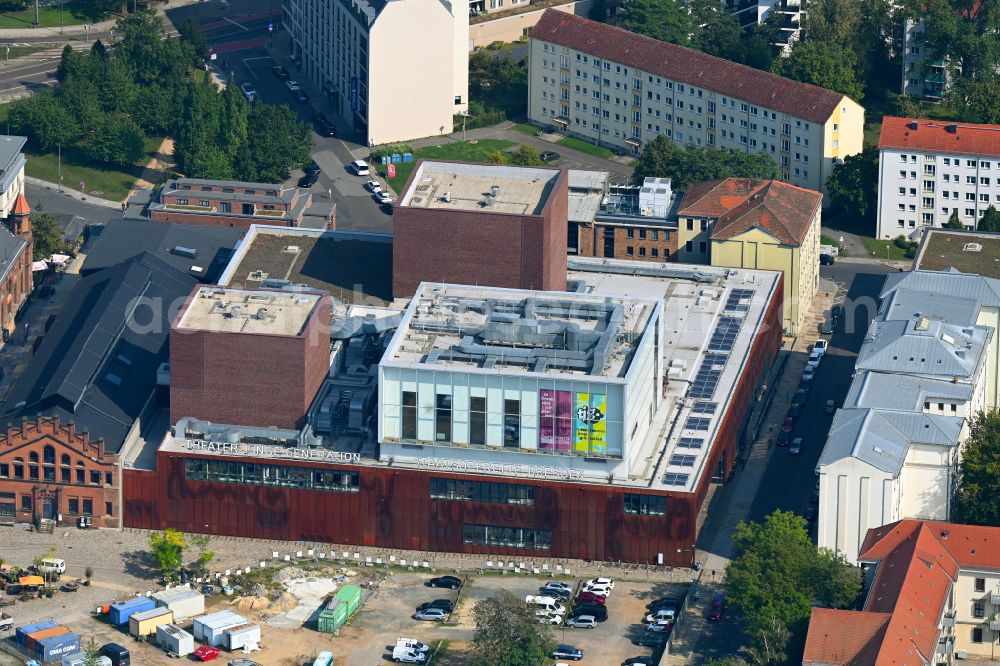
[915,228,1000,279]
[384,282,656,379]
[175,286,321,336]
[400,161,560,215]
[220,226,393,306]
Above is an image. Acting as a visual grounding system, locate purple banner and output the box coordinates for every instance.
[539,389,573,451]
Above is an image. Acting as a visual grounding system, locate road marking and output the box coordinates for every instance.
[222,16,250,31]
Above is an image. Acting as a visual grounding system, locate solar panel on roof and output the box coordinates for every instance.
[677,437,704,449]
[663,472,689,487]
[684,417,711,431]
[669,454,696,467]
[691,402,717,415]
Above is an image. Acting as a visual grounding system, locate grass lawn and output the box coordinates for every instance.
[861,236,912,261]
[382,139,516,193]
[557,135,616,159]
[510,123,538,136]
[820,235,838,247]
[25,135,161,201]
[0,0,108,28]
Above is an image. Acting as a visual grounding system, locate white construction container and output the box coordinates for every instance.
[192,611,247,647]
[155,623,195,657]
[61,654,111,666]
[222,623,261,651]
[152,586,205,621]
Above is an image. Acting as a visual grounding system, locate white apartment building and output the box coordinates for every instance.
[725,0,804,51]
[876,117,1000,239]
[527,10,864,196]
[901,18,951,100]
[283,0,469,145]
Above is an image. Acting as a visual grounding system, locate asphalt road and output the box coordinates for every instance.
[24,181,120,222]
[746,262,896,527]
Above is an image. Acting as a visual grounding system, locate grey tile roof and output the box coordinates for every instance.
[855,317,991,379]
[818,408,962,474]
[0,252,195,453]
[881,270,1000,310]
[846,371,973,412]
[0,223,27,286]
[879,287,981,328]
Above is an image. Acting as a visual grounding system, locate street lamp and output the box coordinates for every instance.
[885,244,890,260]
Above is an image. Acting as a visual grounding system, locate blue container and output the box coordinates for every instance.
[16,621,57,646]
[109,597,155,627]
[402,152,413,163]
[35,633,80,662]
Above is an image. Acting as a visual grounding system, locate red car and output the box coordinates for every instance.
[193,645,220,661]
[708,593,725,621]
[576,591,607,605]
[781,416,795,433]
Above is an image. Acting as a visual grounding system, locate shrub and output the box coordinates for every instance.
[893,235,910,250]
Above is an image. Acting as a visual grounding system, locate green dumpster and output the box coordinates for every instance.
[317,585,363,633]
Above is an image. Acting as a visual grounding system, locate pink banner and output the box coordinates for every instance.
[539,389,573,451]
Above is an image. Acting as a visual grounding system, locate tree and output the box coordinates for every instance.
[737,17,781,70]
[189,535,214,575]
[692,0,744,61]
[485,150,509,164]
[826,146,879,221]
[7,92,76,153]
[237,104,312,182]
[510,144,543,166]
[31,213,66,261]
[149,529,187,579]
[614,0,698,46]
[633,135,777,191]
[955,410,1000,525]
[470,590,555,666]
[726,510,862,664]
[86,114,146,166]
[178,18,210,65]
[952,74,1000,124]
[772,40,865,101]
[803,0,861,44]
[81,638,103,666]
[945,209,965,229]
[979,206,1000,232]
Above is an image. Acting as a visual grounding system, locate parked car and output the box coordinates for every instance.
[540,151,560,162]
[565,615,597,629]
[820,253,835,265]
[537,610,564,625]
[634,633,668,648]
[814,338,829,354]
[646,619,673,633]
[789,437,803,455]
[416,599,453,612]
[570,603,607,621]
[623,658,656,666]
[825,399,836,414]
[426,575,462,589]
[644,608,676,623]
[552,645,583,660]
[285,80,301,91]
[541,587,571,602]
[583,577,615,590]
[575,591,606,605]
[791,389,808,408]
[391,647,425,664]
[802,365,816,382]
[776,429,791,446]
[413,608,448,621]
[806,350,823,369]
[315,118,336,136]
[272,65,289,79]
[541,582,573,595]
[239,82,256,101]
[295,90,309,103]
[375,191,393,204]
[708,593,726,621]
[304,160,321,174]
[781,416,795,435]
[365,179,382,193]
[396,638,430,653]
[788,404,801,418]
[298,171,319,188]
[647,597,681,611]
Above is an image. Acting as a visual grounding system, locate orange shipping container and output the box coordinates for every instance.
[25,625,68,653]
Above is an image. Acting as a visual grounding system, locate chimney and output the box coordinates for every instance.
[908,121,918,130]
[946,124,958,134]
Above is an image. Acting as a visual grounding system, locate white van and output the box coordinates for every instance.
[524,595,565,615]
[391,646,426,663]
[350,160,370,176]
[39,558,66,575]
[396,638,429,653]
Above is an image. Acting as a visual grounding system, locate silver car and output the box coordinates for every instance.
[413,608,448,621]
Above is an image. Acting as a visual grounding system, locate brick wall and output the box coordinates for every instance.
[0,417,120,528]
[0,239,31,335]
[575,223,678,261]
[149,210,296,230]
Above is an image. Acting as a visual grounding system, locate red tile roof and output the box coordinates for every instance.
[11,193,29,216]
[803,608,890,665]
[676,178,822,246]
[879,116,1000,159]
[530,10,852,124]
[864,520,1000,572]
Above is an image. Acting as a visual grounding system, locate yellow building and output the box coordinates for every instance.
[676,178,823,337]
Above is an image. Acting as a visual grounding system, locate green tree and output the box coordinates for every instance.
[486,149,510,164]
[510,144,543,166]
[149,529,187,579]
[218,81,250,161]
[7,92,77,153]
[955,410,1000,525]
[86,113,146,166]
[952,74,1000,124]
[614,0,697,46]
[238,104,312,182]
[727,510,862,664]
[945,209,965,228]
[587,0,607,21]
[633,135,777,191]
[979,205,1000,232]
[691,0,744,60]
[81,637,103,666]
[772,40,865,101]
[827,146,879,221]
[56,44,88,82]
[470,590,555,666]
[803,0,861,44]
[178,18,210,65]
[31,213,66,260]
[189,535,215,575]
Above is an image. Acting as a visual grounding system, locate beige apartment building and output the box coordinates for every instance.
[284,0,468,145]
[527,10,865,196]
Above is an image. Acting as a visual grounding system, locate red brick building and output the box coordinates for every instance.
[147,178,335,231]
[0,416,120,528]
[392,160,568,298]
[169,286,331,429]
[0,193,32,342]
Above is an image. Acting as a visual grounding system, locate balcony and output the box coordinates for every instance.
[991,619,1000,631]
[990,591,1000,606]
[942,615,955,629]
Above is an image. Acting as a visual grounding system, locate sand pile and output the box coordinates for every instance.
[236,595,271,611]
[274,567,306,583]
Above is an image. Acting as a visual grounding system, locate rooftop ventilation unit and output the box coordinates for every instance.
[171,246,197,258]
[908,121,918,130]
[946,124,958,133]
[284,245,300,253]
[963,242,983,252]
[229,305,242,319]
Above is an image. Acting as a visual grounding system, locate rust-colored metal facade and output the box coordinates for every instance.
[124,276,783,565]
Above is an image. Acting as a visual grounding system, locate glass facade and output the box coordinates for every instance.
[185,459,360,493]
[429,477,535,505]
[623,493,667,516]
[463,523,552,551]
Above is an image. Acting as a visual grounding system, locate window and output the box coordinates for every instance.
[685,241,693,252]
[0,464,6,478]
[90,470,101,485]
[0,492,15,517]
[504,399,520,448]
[626,246,634,256]
[624,493,667,516]
[13,458,22,479]
[973,627,984,643]
[105,502,113,517]
[626,228,634,238]
[82,499,93,516]
[973,600,985,618]
[435,394,452,442]
[975,578,986,592]
[28,465,38,480]
[430,478,535,505]
[463,524,552,551]
[43,445,55,464]
[185,459,360,492]
[686,220,694,231]
[401,391,417,439]
[20,495,30,511]
[638,247,646,257]
[470,396,486,446]
[67,498,79,515]
[699,241,707,253]
[75,463,85,484]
